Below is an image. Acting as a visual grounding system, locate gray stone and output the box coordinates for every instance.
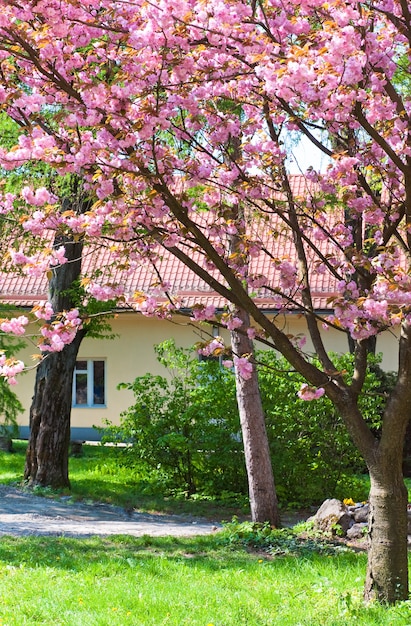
[307,500,411,539]
[346,522,368,539]
[313,498,353,534]
[353,503,369,523]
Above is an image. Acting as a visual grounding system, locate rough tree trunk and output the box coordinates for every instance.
[24,331,85,487]
[337,390,410,603]
[24,235,85,488]
[231,308,280,526]
[364,460,409,603]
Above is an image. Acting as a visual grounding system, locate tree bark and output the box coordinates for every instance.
[364,467,408,603]
[362,328,411,602]
[223,126,279,525]
[231,308,280,526]
[24,330,85,487]
[335,384,411,603]
[24,235,85,488]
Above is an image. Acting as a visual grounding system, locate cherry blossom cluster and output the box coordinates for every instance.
[0,0,408,388]
[33,302,54,322]
[220,313,243,331]
[0,352,25,385]
[190,305,217,322]
[10,247,68,276]
[0,315,29,336]
[198,339,254,381]
[233,356,254,380]
[39,309,83,353]
[198,337,225,358]
[297,384,325,401]
[85,282,125,302]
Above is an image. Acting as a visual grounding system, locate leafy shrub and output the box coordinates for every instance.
[0,324,24,444]
[102,339,247,496]
[258,351,387,506]
[103,341,389,506]
[219,518,350,557]
[0,380,22,444]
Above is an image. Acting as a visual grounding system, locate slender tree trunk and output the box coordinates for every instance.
[224,126,279,524]
[24,235,85,488]
[231,308,280,526]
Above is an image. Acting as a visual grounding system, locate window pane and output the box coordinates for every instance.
[75,360,87,371]
[93,361,105,405]
[75,373,88,405]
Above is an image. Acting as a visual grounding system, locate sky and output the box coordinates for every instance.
[285,133,331,174]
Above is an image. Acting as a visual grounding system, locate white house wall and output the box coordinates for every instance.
[15,312,223,440]
[13,311,400,441]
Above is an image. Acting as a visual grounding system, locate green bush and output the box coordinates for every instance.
[103,341,389,506]
[258,351,386,506]
[0,325,24,444]
[102,339,247,496]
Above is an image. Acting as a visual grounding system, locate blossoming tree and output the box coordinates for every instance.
[0,0,410,603]
[0,111,93,486]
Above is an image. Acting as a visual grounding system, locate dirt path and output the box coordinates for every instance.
[0,485,221,538]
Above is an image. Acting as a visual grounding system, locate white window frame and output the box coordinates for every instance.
[72,359,106,408]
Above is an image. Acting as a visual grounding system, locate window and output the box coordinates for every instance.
[73,360,106,407]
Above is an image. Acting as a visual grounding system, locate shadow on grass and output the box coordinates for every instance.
[0,441,249,520]
[60,470,249,519]
[0,533,366,575]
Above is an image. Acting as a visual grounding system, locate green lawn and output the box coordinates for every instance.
[0,534,410,625]
[1,442,411,625]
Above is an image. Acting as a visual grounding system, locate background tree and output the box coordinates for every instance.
[0,116,91,486]
[0,310,24,451]
[23,230,86,487]
[226,125,279,525]
[0,115,115,487]
[0,0,410,603]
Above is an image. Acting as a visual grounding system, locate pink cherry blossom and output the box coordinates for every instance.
[0,316,29,336]
[34,302,54,321]
[297,384,325,401]
[86,282,125,301]
[222,359,234,369]
[199,338,225,357]
[0,352,25,384]
[224,316,243,330]
[233,356,253,380]
[21,186,56,206]
[0,1,408,427]
[247,327,256,340]
[190,305,216,322]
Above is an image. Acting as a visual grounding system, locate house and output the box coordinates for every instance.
[0,177,401,441]
[0,268,399,443]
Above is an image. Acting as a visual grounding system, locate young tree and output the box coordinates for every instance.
[225,126,279,524]
[0,0,410,603]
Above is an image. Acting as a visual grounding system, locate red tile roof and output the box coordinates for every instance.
[0,176,338,312]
